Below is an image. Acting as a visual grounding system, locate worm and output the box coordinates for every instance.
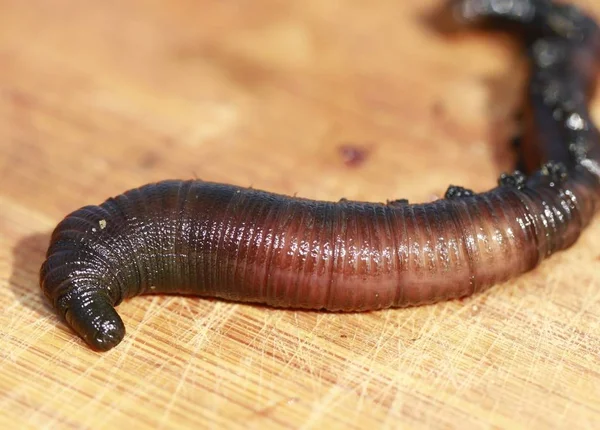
[40,0,600,351]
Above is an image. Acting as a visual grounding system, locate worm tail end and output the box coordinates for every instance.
[63,290,125,351]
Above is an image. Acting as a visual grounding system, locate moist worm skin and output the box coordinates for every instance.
[40,0,600,351]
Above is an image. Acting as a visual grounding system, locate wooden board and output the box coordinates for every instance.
[1,0,600,428]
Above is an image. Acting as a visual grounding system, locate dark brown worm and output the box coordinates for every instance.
[40,0,600,351]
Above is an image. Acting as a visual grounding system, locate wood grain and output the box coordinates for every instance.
[1,0,600,428]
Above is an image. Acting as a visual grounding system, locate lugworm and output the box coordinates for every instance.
[40,0,600,351]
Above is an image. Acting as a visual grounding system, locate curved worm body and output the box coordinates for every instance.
[41,0,600,350]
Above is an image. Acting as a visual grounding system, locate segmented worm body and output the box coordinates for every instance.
[41,0,600,350]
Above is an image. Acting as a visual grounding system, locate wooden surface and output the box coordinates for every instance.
[1,0,600,428]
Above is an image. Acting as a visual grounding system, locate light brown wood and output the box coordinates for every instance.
[1,0,600,428]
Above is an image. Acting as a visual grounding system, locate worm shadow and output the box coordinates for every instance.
[9,231,56,317]
[9,231,79,341]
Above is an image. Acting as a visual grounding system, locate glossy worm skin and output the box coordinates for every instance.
[40,0,600,351]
